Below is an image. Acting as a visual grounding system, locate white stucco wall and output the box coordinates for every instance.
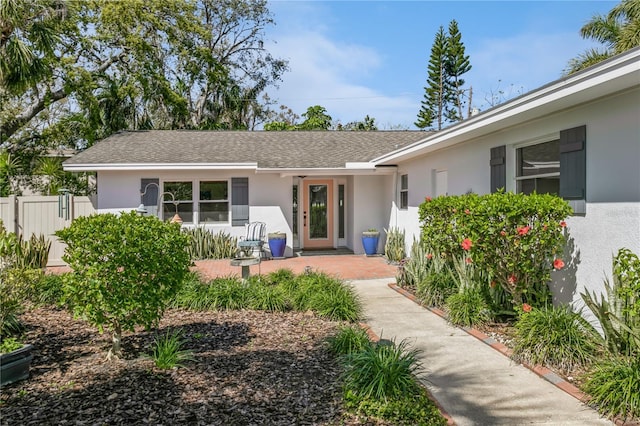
[96,170,295,257]
[351,174,394,254]
[389,87,640,306]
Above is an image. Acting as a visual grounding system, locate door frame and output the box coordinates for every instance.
[302,179,334,249]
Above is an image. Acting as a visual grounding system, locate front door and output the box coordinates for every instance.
[303,180,334,249]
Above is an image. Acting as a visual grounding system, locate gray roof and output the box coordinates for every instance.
[64,130,428,169]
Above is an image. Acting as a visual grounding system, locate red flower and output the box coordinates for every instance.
[465,209,470,215]
[522,303,532,313]
[489,281,496,288]
[465,257,473,264]
[425,196,432,202]
[517,226,530,236]
[426,253,433,259]
[461,238,473,251]
[553,258,565,270]
[500,230,507,236]
[560,221,567,228]
[508,274,517,285]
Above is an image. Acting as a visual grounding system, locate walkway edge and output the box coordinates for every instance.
[358,322,457,426]
[387,283,588,402]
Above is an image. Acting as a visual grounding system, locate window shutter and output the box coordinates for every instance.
[231,177,249,226]
[559,125,586,215]
[490,145,506,193]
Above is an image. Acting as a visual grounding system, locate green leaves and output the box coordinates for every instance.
[55,212,190,357]
[419,192,572,307]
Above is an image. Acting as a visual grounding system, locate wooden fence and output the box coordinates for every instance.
[0,195,96,266]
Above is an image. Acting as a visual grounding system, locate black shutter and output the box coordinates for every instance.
[490,145,506,193]
[231,177,249,226]
[559,125,586,215]
[140,178,159,206]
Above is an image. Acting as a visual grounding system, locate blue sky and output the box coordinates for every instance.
[263,0,617,129]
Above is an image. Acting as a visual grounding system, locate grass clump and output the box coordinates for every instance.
[445,287,491,328]
[339,338,445,425]
[582,356,640,421]
[247,279,288,312]
[512,305,597,373]
[147,329,194,369]
[328,325,371,356]
[384,227,406,263]
[342,339,422,401]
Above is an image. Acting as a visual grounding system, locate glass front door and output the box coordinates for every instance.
[303,180,334,248]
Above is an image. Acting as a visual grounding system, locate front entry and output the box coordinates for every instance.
[303,179,334,249]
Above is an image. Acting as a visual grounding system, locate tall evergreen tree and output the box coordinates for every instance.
[415,26,449,130]
[445,20,472,122]
[415,21,472,130]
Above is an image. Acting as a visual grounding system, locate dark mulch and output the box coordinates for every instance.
[0,307,388,425]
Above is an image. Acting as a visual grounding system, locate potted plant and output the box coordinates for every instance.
[0,338,33,387]
[268,232,287,258]
[362,228,380,256]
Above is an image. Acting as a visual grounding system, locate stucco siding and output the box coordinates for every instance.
[97,170,295,257]
[390,87,640,306]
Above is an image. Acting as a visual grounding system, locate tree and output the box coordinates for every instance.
[445,20,472,122]
[566,0,640,74]
[415,21,472,130]
[55,212,191,359]
[1,0,287,193]
[415,26,449,130]
[299,105,333,130]
[339,115,378,131]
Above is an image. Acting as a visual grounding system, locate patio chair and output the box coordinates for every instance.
[238,221,266,259]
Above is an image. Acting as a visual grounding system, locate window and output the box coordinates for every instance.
[199,181,229,223]
[516,140,560,195]
[399,174,408,209]
[163,181,193,223]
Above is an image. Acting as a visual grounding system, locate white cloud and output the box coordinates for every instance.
[264,31,419,129]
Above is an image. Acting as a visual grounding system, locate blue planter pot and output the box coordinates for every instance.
[362,234,379,256]
[268,237,286,258]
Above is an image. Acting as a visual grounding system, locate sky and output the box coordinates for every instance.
[262,0,618,129]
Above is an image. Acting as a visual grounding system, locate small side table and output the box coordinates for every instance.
[230,257,261,280]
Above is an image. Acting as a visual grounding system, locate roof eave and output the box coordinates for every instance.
[372,48,640,165]
[63,162,259,172]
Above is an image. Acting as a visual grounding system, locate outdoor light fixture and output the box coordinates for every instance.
[139,182,182,223]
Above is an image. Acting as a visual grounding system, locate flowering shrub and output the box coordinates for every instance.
[419,192,572,307]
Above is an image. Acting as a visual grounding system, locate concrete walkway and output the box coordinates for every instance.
[350,278,612,426]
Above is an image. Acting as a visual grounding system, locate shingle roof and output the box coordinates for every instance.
[64,130,428,169]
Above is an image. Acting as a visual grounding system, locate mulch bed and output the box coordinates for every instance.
[0,307,391,425]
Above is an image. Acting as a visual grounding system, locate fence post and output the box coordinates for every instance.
[6,194,18,234]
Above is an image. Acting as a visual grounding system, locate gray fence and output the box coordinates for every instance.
[0,195,96,266]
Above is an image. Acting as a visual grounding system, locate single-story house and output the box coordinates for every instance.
[64,47,640,306]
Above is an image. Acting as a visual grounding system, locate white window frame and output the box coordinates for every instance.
[513,135,560,195]
[161,179,231,225]
[399,174,408,210]
[198,180,230,225]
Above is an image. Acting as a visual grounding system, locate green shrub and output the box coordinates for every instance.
[582,248,640,357]
[265,268,295,286]
[205,277,250,310]
[417,266,457,308]
[512,305,597,373]
[55,212,191,359]
[0,337,23,354]
[384,227,406,263]
[247,280,288,312]
[183,227,238,260]
[31,273,66,306]
[0,221,51,270]
[419,192,571,306]
[148,329,195,369]
[328,325,372,356]
[583,356,640,421]
[0,266,40,339]
[343,339,422,402]
[309,284,361,322]
[445,287,491,328]
[344,387,446,426]
[402,239,431,288]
